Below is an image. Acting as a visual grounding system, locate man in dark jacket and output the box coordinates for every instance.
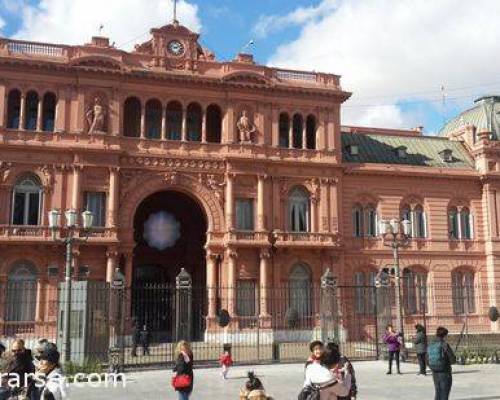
[2,339,36,399]
[430,327,456,400]
[139,324,150,356]
[131,318,141,357]
[413,324,427,375]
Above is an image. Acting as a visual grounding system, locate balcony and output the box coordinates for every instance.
[0,225,118,244]
[272,231,341,248]
[225,231,270,246]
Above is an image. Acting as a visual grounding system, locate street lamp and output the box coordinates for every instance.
[49,208,94,364]
[379,217,411,356]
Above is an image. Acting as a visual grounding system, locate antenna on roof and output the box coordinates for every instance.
[241,39,255,53]
[441,85,447,126]
[98,23,104,36]
[172,0,178,23]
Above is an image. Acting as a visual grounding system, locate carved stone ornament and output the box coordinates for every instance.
[164,171,179,185]
[237,109,256,143]
[86,96,107,134]
[0,161,13,183]
[198,173,225,202]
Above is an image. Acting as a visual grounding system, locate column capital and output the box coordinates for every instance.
[226,248,238,259]
[206,250,222,261]
[260,248,271,259]
[108,166,120,174]
[257,174,268,181]
[106,246,119,258]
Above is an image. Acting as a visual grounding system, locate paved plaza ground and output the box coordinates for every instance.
[69,361,500,400]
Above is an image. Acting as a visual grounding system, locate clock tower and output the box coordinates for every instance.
[133,20,213,70]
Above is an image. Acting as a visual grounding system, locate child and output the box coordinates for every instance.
[219,349,233,379]
[305,340,324,368]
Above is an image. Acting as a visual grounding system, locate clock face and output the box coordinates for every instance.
[167,40,185,56]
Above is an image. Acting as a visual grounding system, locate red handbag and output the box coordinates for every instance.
[171,374,192,390]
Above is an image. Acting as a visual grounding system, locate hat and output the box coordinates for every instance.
[309,340,324,352]
[38,345,60,365]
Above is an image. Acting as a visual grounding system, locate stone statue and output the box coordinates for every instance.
[86,97,106,134]
[237,109,256,143]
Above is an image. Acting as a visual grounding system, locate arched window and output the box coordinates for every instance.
[292,113,303,149]
[448,207,459,239]
[403,268,427,315]
[24,91,39,130]
[6,261,38,322]
[11,175,42,225]
[279,113,290,148]
[206,104,222,143]
[413,205,426,238]
[289,187,309,232]
[354,271,376,314]
[166,101,182,140]
[7,89,21,129]
[186,102,202,141]
[452,269,475,314]
[401,204,411,225]
[289,264,312,319]
[364,205,377,237]
[306,115,316,150]
[123,97,141,137]
[460,207,473,239]
[42,92,56,132]
[145,99,162,139]
[352,204,363,237]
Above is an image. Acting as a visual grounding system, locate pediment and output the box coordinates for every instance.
[70,55,123,70]
[222,71,271,86]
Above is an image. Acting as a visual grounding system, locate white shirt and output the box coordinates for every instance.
[304,363,351,400]
[40,368,66,400]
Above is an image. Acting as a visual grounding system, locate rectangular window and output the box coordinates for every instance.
[235,199,254,230]
[13,192,26,225]
[236,280,256,317]
[85,192,106,227]
[28,192,40,225]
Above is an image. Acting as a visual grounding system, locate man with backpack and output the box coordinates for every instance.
[427,327,456,400]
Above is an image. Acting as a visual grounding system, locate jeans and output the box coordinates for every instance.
[417,353,427,374]
[178,391,191,400]
[388,350,400,372]
[433,372,452,400]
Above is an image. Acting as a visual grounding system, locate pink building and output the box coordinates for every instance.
[0,21,498,346]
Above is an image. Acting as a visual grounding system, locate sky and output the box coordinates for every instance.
[2,0,500,134]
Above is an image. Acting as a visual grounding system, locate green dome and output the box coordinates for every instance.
[439,95,500,139]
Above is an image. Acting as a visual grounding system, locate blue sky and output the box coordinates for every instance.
[2,0,500,134]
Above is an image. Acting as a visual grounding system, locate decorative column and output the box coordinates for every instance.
[288,119,293,149]
[257,174,266,231]
[109,92,120,136]
[36,97,43,131]
[0,83,5,129]
[19,92,26,130]
[106,247,118,283]
[140,104,146,139]
[271,108,279,147]
[107,167,119,227]
[71,165,82,211]
[161,104,167,140]
[201,108,207,143]
[225,173,234,231]
[34,279,43,322]
[54,88,67,133]
[259,249,270,318]
[181,108,187,142]
[206,251,219,318]
[310,180,320,233]
[227,249,237,316]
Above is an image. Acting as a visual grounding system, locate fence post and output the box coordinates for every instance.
[175,269,193,341]
[320,269,338,345]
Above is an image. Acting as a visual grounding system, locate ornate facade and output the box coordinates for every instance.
[0,21,499,339]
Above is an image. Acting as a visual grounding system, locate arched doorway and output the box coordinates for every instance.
[131,190,207,341]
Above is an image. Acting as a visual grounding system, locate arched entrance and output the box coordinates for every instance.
[131,190,208,341]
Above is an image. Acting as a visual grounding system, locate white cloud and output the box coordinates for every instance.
[267,0,500,129]
[0,16,4,35]
[12,0,201,50]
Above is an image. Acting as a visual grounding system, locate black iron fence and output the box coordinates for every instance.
[0,281,499,369]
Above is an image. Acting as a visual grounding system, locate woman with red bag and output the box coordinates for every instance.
[172,340,194,400]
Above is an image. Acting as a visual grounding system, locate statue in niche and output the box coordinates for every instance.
[237,109,256,143]
[86,97,107,134]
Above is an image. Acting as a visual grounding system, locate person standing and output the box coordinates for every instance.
[131,318,141,357]
[413,324,428,376]
[428,327,456,400]
[140,324,150,356]
[172,340,194,400]
[35,345,65,400]
[2,339,36,399]
[219,349,233,380]
[305,340,324,369]
[383,324,402,375]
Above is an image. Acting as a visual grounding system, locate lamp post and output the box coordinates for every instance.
[379,218,411,355]
[49,208,94,364]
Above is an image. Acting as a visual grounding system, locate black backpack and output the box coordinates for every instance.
[298,381,337,400]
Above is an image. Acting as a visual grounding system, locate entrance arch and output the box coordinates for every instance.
[131,189,208,341]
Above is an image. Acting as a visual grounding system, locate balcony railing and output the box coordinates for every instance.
[0,225,116,241]
[273,231,340,247]
[2,39,68,58]
[226,231,269,244]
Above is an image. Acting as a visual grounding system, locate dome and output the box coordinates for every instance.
[439,95,500,139]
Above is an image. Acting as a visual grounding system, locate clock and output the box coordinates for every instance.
[167,40,185,56]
